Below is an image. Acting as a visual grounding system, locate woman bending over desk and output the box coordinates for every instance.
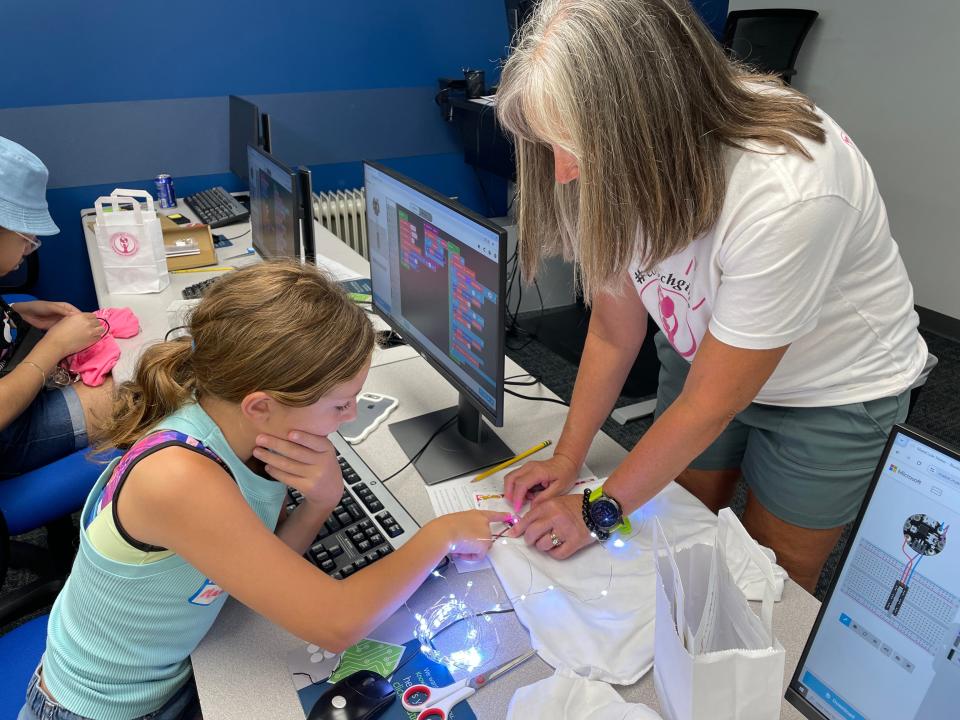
[499,0,927,593]
[19,261,505,720]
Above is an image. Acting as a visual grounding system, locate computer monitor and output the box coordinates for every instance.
[364,161,511,484]
[248,146,301,261]
[297,166,316,264]
[229,96,262,180]
[787,424,960,720]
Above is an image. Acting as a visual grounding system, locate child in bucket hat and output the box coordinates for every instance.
[1,136,115,478]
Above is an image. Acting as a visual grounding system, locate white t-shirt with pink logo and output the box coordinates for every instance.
[629,105,927,407]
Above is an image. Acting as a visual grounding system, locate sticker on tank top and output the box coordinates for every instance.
[188,578,226,606]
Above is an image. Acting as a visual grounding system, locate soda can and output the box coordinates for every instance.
[155,173,177,209]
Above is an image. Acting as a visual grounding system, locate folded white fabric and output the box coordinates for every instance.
[506,670,663,720]
[487,482,787,685]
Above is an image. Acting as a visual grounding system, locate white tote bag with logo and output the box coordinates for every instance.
[654,509,785,720]
[94,189,169,294]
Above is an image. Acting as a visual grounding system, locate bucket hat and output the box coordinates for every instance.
[0,136,60,236]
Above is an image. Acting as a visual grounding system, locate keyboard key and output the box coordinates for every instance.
[340,565,355,578]
[353,558,368,570]
[367,500,384,512]
[347,504,363,521]
[357,540,371,553]
[365,552,380,564]
[326,544,343,557]
[386,524,403,538]
[320,559,336,573]
[377,546,393,558]
[336,512,352,526]
[369,533,385,546]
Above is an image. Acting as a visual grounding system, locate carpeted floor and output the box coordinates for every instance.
[2,325,958,637]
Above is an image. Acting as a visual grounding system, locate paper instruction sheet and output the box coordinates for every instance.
[427,464,600,517]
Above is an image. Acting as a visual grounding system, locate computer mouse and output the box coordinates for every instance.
[307,670,397,720]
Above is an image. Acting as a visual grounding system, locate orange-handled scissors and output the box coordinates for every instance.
[400,650,535,720]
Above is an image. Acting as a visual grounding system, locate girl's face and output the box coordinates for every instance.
[0,228,38,276]
[270,361,370,438]
[552,144,580,184]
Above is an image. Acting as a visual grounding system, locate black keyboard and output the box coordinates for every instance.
[183,186,250,228]
[181,277,220,300]
[287,433,418,579]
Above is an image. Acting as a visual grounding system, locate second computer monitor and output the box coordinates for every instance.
[248,145,300,260]
[365,161,510,483]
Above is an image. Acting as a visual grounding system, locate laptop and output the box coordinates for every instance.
[787,424,960,720]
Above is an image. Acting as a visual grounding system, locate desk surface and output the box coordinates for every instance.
[80,206,821,720]
[80,200,415,382]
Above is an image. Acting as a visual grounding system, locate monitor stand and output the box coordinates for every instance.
[389,392,513,485]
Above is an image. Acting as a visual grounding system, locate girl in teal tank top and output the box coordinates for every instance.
[20,261,508,720]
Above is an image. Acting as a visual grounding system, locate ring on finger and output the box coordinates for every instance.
[550,531,563,548]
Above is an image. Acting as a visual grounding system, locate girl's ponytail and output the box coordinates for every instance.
[93,337,195,452]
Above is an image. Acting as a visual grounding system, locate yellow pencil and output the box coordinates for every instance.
[472,440,552,482]
[171,266,235,274]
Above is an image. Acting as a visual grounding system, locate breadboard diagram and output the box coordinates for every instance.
[841,534,958,655]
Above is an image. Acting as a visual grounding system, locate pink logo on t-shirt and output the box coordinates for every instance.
[635,257,706,359]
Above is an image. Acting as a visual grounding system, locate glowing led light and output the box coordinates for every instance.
[613,538,625,548]
[601,590,608,597]
[520,594,527,601]
[432,571,441,577]
[547,585,555,591]
[450,544,457,551]
[501,539,508,544]
[466,581,474,588]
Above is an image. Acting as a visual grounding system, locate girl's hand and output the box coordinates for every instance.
[503,453,579,512]
[13,300,80,330]
[429,510,514,560]
[253,431,344,514]
[40,312,105,357]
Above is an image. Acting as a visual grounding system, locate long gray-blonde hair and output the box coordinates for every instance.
[497,0,826,302]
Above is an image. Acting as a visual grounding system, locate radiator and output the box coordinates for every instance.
[313,188,368,258]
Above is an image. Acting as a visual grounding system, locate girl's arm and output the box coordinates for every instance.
[119,448,503,652]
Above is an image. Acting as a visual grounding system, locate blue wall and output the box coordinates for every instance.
[0,0,724,309]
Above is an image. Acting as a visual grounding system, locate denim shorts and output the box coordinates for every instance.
[18,665,201,720]
[654,333,910,529]
[0,384,86,479]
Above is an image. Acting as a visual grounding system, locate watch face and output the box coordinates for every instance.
[589,497,621,530]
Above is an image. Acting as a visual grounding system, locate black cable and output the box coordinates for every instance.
[381,416,457,483]
[505,387,569,407]
[221,228,251,241]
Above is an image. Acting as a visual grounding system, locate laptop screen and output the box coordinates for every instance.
[788,425,960,720]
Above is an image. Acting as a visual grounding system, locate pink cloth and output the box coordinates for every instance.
[63,307,140,386]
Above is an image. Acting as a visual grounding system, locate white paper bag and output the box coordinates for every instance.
[653,509,785,720]
[94,189,169,294]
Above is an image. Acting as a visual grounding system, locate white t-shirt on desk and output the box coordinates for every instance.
[628,103,928,407]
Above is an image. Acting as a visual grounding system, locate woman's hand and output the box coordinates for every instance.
[503,453,579,512]
[13,300,80,329]
[430,510,514,560]
[508,493,593,559]
[39,312,104,357]
[253,431,344,516]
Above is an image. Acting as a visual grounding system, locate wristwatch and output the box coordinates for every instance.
[582,487,631,542]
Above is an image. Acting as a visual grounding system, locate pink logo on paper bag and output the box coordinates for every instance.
[110,232,139,256]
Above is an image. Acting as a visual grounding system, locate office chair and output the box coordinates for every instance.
[722,9,819,85]
[0,613,48,716]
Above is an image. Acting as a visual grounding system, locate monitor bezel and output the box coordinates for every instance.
[786,422,960,719]
[248,144,302,262]
[228,95,261,180]
[363,160,508,427]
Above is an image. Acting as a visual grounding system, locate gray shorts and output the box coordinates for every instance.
[654,333,909,529]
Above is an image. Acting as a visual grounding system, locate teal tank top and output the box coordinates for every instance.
[42,403,288,720]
